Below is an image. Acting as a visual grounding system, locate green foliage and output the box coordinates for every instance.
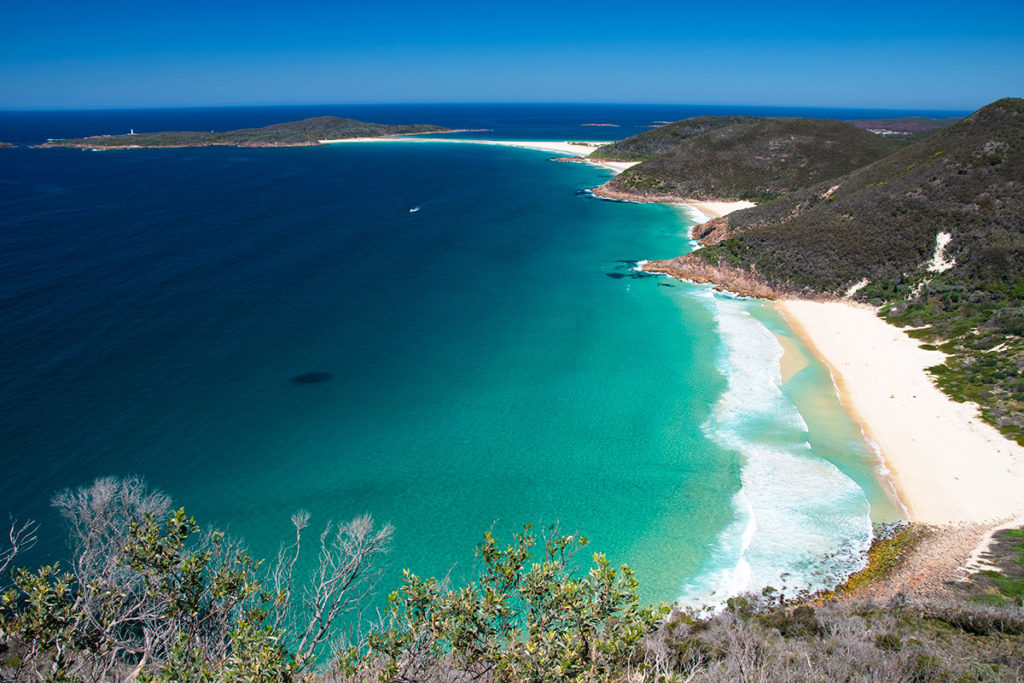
[0,565,80,680]
[0,503,296,682]
[757,605,823,638]
[2,481,665,682]
[875,632,903,651]
[964,527,1024,605]
[123,508,293,679]
[343,525,669,682]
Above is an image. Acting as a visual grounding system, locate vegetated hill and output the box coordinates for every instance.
[588,116,759,161]
[655,98,1024,442]
[39,117,450,149]
[597,118,904,202]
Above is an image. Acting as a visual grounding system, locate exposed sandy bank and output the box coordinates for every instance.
[776,299,1024,524]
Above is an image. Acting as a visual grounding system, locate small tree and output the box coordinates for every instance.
[0,477,392,682]
[342,524,669,682]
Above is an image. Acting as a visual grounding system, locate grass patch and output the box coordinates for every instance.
[818,524,916,600]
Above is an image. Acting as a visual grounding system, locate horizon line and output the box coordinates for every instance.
[0,101,978,115]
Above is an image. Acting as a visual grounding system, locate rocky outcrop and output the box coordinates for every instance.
[691,216,732,243]
[640,256,789,299]
[591,181,732,205]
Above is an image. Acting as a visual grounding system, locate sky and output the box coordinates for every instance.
[2,0,1022,110]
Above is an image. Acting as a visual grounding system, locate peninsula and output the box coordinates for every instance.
[38,116,452,150]
[616,98,1024,525]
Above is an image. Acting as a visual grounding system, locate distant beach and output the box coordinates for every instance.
[319,137,640,174]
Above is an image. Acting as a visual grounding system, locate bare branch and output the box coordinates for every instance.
[0,515,39,581]
[293,513,393,667]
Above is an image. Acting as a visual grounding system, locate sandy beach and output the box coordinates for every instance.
[319,137,640,174]
[777,299,1024,524]
[680,200,756,222]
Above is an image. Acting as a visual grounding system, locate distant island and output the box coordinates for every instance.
[0,142,13,148]
[38,116,452,150]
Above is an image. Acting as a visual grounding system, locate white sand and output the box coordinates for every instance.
[681,200,756,221]
[776,300,1024,524]
[318,137,640,174]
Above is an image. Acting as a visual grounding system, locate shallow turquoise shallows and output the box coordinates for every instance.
[0,140,902,607]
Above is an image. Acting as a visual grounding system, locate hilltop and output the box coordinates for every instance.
[594,117,903,203]
[645,98,1024,443]
[38,116,451,150]
[587,115,760,161]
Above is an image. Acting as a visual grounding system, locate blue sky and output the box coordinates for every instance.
[2,0,1021,109]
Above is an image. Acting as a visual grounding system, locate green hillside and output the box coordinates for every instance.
[597,117,903,201]
[588,116,759,161]
[39,116,450,149]
[686,98,1024,442]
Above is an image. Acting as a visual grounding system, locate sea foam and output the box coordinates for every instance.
[680,292,872,608]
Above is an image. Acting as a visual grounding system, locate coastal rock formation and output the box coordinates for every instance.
[641,255,788,299]
[691,215,732,242]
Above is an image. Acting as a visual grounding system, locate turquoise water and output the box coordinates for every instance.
[0,136,902,607]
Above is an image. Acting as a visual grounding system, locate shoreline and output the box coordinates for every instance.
[628,192,1023,525]
[320,137,641,174]
[589,184,756,220]
[634,192,1021,597]
[775,299,1024,525]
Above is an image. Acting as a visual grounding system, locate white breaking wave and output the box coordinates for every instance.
[679,293,872,610]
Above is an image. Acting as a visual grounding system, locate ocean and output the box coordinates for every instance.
[0,104,940,606]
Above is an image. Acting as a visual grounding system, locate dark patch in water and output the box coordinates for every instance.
[605,271,655,280]
[291,372,332,384]
[658,282,674,287]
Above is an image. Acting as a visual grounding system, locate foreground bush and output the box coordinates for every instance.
[0,477,391,682]
[3,477,1024,682]
[339,525,669,682]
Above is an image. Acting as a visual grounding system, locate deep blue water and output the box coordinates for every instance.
[0,103,969,146]
[0,105,908,606]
